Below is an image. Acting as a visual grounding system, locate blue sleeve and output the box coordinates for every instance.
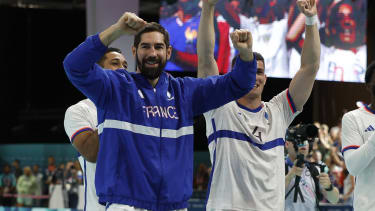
[63,34,112,108]
[186,56,257,115]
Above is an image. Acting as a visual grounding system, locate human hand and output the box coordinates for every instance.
[318,173,332,189]
[115,12,147,35]
[296,0,317,17]
[230,29,253,61]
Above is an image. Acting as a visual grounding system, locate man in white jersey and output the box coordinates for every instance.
[341,61,375,211]
[197,0,320,210]
[285,125,339,211]
[64,47,127,211]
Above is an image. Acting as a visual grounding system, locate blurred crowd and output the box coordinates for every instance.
[0,121,354,207]
[0,156,83,208]
[193,121,355,205]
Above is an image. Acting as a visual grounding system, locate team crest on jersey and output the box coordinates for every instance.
[364,125,375,132]
[167,91,174,101]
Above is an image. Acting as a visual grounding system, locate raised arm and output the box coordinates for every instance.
[191,29,256,115]
[63,12,146,107]
[197,0,219,78]
[288,0,321,111]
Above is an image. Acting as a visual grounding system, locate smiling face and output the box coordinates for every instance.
[132,31,172,80]
[244,60,267,99]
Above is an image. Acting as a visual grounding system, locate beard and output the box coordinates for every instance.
[137,54,166,80]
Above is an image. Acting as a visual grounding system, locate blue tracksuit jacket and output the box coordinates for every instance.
[63,34,256,211]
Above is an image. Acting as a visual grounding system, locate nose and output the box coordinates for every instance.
[148,47,157,57]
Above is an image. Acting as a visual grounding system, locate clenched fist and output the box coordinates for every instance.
[230,29,253,61]
[116,12,147,35]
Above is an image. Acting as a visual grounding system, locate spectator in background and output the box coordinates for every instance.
[54,163,65,185]
[32,164,44,207]
[65,162,80,209]
[12,160,22,179]
[0,163,17,207]
[193,163,209,191]
[44,156,56,207]
[73,160,83,185]
[339,163,355,205]
[16,166,37,207]
[45,156,57,185]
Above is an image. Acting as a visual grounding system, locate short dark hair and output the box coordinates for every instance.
[133,22,170,49]
[365,61,375,84]
[97,47,122,66]
[231,51,264,68]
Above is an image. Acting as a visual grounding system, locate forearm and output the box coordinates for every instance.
[288,21,320,110]
[197,1,218,78]
[63,34,107,77]
[73,131,99,163]
[192,57,256,115]
[301,23,320,73]
[344,135,375,176]
[99,23,125,47]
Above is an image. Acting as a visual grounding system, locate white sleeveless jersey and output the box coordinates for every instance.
[341,106,375,211]
[204,90,300,211]
[64,99,105,211]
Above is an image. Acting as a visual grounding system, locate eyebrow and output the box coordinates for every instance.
[140,42,165,47]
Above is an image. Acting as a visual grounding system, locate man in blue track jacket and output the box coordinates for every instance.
[63,12,257,211]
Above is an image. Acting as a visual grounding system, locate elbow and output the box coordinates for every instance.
[85,153,97,163]
[301,62,320,75]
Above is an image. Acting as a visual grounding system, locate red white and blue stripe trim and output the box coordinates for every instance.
[286,89,297,114]
[364,105,375,115]
[70,127,94,143]
[342,145,360,154]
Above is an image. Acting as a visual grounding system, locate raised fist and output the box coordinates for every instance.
[230,29,253,56]
[297,0,317,17]
[116,12,147,35]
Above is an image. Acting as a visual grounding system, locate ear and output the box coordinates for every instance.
[166,45,172,60]
[264,74,267,85]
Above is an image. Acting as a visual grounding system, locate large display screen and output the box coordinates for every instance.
[160,0,367,82]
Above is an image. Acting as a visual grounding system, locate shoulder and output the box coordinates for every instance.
[342,108,363,123]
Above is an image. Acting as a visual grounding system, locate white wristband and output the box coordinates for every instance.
[305,15,318,26]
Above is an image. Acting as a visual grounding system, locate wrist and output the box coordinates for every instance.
[239,50,254,62]
[305,14,318,26]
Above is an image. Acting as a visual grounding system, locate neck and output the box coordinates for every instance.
[148,78,159,88]
[136,68,160,88]
[236,95,262,110]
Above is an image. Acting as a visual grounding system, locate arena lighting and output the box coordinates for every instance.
[356,101,366,108]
